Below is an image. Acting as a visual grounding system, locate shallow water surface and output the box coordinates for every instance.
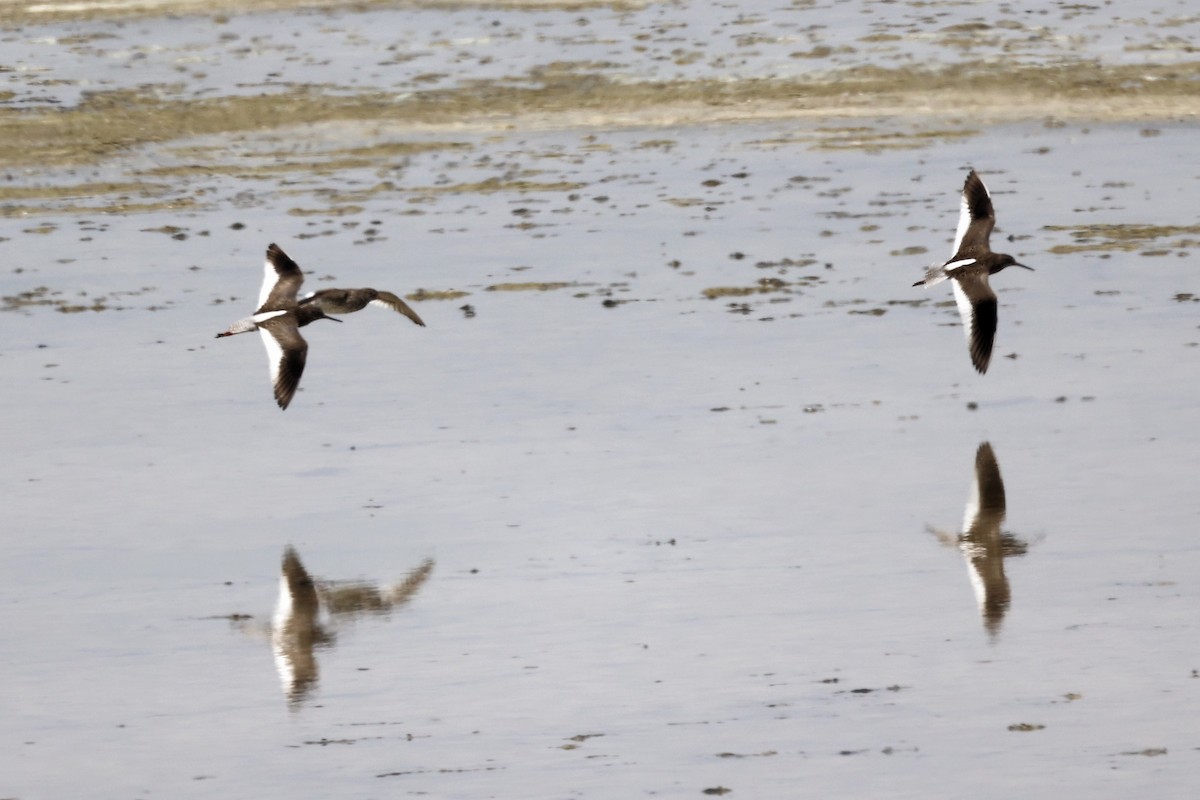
[2,1,1199,798]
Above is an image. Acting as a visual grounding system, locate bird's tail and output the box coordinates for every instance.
[215,317,259,337]
[913,263,949,288]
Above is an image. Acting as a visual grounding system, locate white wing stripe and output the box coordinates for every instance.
[252,310,287,323]
[952,175,991,255]
[962,466,982,535]
[258,327,285,389]
[950,279,976,346]
[952,191,971,256]
[258,257,277,309]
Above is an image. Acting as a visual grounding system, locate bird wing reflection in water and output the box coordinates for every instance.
[272,547,328,707]
[928,442,1030,639]
[271,546,434,709]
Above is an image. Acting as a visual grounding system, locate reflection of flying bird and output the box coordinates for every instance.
[929,442,1028,639]
[272,547,328,707]
[913,170,1033,374]
[216,244,425,409]
[270,546,434,708]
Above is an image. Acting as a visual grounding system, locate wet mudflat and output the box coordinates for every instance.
[2,1,1199,798]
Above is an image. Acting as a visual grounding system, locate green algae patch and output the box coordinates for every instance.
[0,198,199,218]
[0,181,167,201]
[0,180,192,216]
[287,205,365,217]
[2,285,161,313]
[3,286,66,312]
[400,60,1200,129]
[138,141,470,181]
[703,286,759,300]
[408,289,471,301]
[1044,223,1200,253]
[0,88,410,169]
[813,127,979,151]
[0,0,647,26]
[414,178,587,195]
[485,282,574,292]
[702,279,792,300]
[3,61,1200,172]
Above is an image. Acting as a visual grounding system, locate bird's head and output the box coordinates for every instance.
[296,305,343,328]
[994,254,1034,274]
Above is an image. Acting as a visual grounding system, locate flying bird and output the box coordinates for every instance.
[299,287,425,327]
[216,243,425,409]
[913,170,1033,374]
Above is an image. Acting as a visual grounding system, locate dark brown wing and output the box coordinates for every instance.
[972,443,1007,517]
[372,291,426,327]
[952,170,996,259]
[258,316,307,409]
[950,270,998,374]
[281,547,319,615]
[258,244,305,312]
[300,288,362,314]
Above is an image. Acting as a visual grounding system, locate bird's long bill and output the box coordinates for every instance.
[1015,263,1034,271]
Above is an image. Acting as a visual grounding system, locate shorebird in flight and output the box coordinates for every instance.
[216,244,425,409]
[913,170,1033,374]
